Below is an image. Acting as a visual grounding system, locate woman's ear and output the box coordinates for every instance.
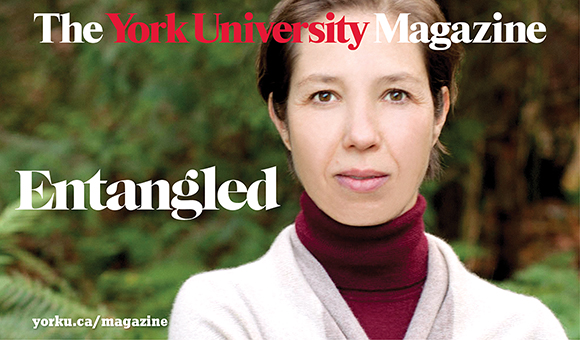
[433,86,450,146]
[268,93,292,151]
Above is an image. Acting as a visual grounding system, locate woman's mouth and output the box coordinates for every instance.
[335,170,389,192]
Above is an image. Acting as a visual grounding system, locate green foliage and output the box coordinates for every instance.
[0,200,121,339]
[0,274,121,339]
[419,180,440,232]
[440,118,486,166]
[450,240,489,263]
[0,1,295,337]
[564,190,580,205]
[497,252,580,339]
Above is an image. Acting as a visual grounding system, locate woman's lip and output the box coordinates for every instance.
[335,170,389,192]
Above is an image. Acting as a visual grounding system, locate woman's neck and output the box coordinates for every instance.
[295,192,429,291]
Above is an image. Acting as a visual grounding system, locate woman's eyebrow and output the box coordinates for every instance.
[296,74,341,87]
[295,73,424,88]
[376,73,424,86]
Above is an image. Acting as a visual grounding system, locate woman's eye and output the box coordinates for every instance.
[313,91,336,103]
[384,90,408,102]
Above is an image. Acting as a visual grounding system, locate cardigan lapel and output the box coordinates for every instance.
[288,225,370,340]
[404,234,452,339]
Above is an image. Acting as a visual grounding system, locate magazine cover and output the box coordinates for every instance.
[0,0,578,339]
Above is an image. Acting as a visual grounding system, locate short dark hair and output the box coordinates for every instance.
[257,0,463,179]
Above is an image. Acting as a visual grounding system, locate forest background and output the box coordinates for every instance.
[0,0,578,338]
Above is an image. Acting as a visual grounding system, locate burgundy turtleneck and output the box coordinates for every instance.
[295,192,429,340]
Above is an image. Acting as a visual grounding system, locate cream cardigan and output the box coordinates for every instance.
[169,225,568,339]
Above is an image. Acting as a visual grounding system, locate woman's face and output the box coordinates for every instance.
[270,11,449,226]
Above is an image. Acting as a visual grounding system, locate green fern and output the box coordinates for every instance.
[0,273,122,339]
[0,200,45,236]
[0,193,74,296]
[0,199,123,339]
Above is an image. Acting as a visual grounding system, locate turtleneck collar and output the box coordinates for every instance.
[295,192,429,291]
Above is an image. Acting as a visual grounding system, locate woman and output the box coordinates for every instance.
[169,0,567,339]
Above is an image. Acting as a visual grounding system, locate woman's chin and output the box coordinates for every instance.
[319,192,418,226]
[325,204,400,227]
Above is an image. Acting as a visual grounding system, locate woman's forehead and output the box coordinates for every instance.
[291,14,428,89]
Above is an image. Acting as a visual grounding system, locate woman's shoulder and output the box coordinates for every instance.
[168,225,337,340]
[424,233,568,340]
[168,242,280,339]
[171,248,279,307]
[169,226,292,307]
[168,265,258,339]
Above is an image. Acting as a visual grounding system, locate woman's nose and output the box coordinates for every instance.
[342,102,381,151]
